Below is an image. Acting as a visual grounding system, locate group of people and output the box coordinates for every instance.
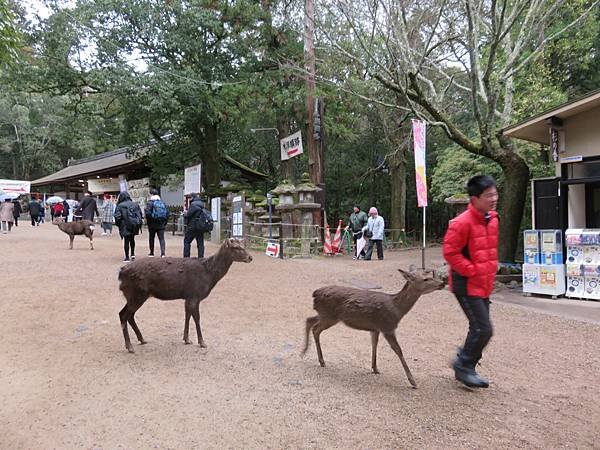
[345,175,499,389]
[57,189,209,263]
[0,198,21,233]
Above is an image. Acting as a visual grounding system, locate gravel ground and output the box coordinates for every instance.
[1,222,599,449]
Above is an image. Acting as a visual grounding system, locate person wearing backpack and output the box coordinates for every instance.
[183,194,211,258]
[145,188,169,257]
[114,191,143,262]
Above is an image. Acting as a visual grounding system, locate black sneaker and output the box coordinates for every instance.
[131,255,136,260]
[123,257,130,262]
[452,358,488,388]
[148,253,154,257]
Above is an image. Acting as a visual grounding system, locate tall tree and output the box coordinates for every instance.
[317,0,599,261]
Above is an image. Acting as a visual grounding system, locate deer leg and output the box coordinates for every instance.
[127,307,146,345]
[89,235,94,250]
[119,304,135,353]
[190,302,207,348]
[312,318,337,367]
[183,302,192,344]
[69,235,74,249]
[301,316,319,357]
[371,331,380,374]
[383,332,417,388]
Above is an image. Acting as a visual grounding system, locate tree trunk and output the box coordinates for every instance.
[496,151,530,262]
[202,122,221,189]
[389,148,407,242]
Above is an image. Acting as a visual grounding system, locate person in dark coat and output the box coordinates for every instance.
[28,198,41,226]
[114,191,142,262]
[61,200,70,222]
[12,199,22,227]
[144,188,169,257]
[183,194,206,258]
[76,191,99,221]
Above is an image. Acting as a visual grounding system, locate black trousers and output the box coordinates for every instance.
[183,230,204,258]
[124,235,136,259]
[148,227,166,256]
[455,295,493,364]
[30,214,38,226]
[365,239,383,260]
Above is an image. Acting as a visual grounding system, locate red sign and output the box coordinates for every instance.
[265,241,280,258]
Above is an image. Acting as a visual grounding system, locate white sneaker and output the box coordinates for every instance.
[101,232,107,236]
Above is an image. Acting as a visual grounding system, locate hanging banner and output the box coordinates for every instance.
[412,119,428,207]
[280,131,304,161]
[0,179,30,194]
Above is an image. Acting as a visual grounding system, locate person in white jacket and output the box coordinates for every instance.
[362,206,385,260]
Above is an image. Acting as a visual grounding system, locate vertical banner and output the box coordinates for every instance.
[412,119,428,207]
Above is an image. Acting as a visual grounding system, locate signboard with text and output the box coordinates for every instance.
[280,131,304,161]
[0,179,30,194]
[184,164,202,195]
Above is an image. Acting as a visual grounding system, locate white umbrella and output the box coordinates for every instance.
[0,192,19,201]
[46,195,64,204]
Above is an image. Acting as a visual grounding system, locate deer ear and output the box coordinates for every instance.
[398,269,416,281]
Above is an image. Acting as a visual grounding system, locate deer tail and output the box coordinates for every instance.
[301,315,319,357]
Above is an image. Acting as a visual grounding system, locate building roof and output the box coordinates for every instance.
[503,88,600,144]
[31,139,268,186]
[30,147,143,186]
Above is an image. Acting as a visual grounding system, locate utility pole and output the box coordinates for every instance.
[305,0,326,222]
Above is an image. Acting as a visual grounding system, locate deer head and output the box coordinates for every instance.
[398,268,445,295]
[222,238,253,263]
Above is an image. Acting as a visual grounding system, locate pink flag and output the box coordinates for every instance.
[412,119,428,207]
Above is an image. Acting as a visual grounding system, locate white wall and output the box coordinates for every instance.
[568,184,586,228]
[555,105,600,176]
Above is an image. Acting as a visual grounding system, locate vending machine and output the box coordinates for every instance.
[566,264,585,298]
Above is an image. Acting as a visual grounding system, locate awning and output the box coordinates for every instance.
[503,88,600,144]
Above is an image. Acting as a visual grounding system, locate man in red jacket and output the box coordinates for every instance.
[443,175,499,388]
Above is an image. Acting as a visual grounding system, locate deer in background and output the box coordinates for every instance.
[301,268,445,388]
[53,217,95,250]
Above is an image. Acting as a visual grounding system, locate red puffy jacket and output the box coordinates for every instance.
[443,203,499,298]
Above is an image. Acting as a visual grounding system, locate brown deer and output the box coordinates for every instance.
[301,268,445,388]
[118,238,253,353]
[53,217,95,250]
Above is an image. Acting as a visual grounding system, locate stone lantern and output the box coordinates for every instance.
[445,194,469,216]
[273,180,297,238]
[295,174,322,254]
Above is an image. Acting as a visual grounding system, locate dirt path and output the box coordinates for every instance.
[1,222,599,449]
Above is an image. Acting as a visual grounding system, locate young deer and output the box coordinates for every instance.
[118,239,253,353]
[301,268,445,388]
[53,217,95,250]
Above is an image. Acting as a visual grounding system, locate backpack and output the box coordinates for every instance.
[54,203,64,215]
[191,208,214,233]
[150,199,168,220]
[124,204,143,231]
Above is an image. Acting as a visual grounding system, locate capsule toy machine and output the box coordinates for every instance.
[540,229,563,265]
[537,264,566,297]
[522,264,541,294]
[565,229,585,265]
[565,264,585,298]
[523,230,540,264]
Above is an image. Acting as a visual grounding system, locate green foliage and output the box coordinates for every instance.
[0,0,21,69]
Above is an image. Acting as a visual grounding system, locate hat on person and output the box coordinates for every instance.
[369,207,378,215]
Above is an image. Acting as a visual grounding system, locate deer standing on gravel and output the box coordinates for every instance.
[53,217,95,250]
[301,268,445,388]
[118,239,253,353]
